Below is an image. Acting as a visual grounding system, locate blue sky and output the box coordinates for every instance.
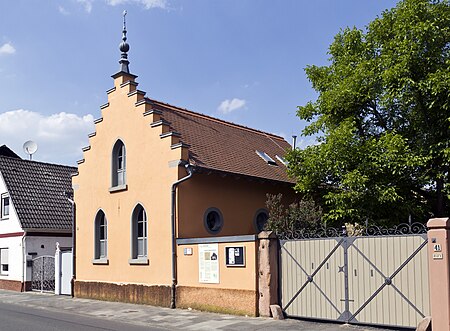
[0,0,398,165]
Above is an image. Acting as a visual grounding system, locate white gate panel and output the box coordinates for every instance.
[61,251,72,295]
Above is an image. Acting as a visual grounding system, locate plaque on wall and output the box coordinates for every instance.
[225,246,245,267]
[198,244,219,283]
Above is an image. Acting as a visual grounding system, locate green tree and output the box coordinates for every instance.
[265,193,323,235]
[288,0,450,225]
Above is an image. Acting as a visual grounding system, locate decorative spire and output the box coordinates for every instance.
[119,10,130,73]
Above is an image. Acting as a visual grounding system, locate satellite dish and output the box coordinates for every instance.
[23,140,38,160]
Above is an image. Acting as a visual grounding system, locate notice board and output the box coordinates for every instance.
[198,243,219,283]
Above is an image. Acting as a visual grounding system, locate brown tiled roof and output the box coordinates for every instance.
[150,100,294,184]
[0,156,77,231]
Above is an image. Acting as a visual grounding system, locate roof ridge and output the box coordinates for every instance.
[0,155,77,170]
[148,98,289,142]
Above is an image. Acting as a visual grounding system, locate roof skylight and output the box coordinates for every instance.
[256,150,277,166]
[276,155,288,166]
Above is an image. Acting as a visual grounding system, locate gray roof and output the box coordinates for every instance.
[0,156,77,231]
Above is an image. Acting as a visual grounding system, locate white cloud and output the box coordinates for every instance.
[217,98,246,114]
[0,43,16,55]
[105,0,167,9]
[77,0,93,13]
[58,6,70,15]
[0,109,94,165]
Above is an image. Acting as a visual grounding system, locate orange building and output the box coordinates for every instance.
[73,17,295,315]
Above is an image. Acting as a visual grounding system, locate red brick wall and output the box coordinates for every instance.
[0,279,23,291]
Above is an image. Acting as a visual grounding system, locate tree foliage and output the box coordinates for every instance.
[265,193,323,234]
[288,0,450,225]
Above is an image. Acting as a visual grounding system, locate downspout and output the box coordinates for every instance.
[21,233,26,291]
[170,163,193,309]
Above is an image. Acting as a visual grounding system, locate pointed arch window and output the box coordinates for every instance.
[111,139,126,189]
[130,204,149,264]
[94,210,108,264]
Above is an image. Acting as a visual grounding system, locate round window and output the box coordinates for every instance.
[254,209,269,233]
[204,208,223,234]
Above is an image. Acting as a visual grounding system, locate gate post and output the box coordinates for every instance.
[258,231,278,317]
[427,217,450,331]
[55,243,61,295]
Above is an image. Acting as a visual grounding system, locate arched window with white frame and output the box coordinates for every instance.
[111,139,126,188]
[94,210,108,261]
[130,204,148,264]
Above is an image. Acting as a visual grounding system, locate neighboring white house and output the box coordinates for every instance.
[0,146,76,291]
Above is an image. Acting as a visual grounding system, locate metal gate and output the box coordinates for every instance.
[31,255,55,292]
[280,223,430,329]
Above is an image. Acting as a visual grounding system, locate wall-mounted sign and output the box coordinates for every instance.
[198,244,219,283]
[225,246,245,267]
[433,244,442,252]
[433,252,443,260]
[184,247,193,256]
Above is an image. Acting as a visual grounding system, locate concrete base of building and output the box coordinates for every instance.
[74,280,171,307]
[0,279,29,291]
[176,286,258,316]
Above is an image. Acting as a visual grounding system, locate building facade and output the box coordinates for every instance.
[0,151,75,291]
[73,20,296,313]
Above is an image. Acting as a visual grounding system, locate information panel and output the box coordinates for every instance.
[198,243,219,283]
[225,246,245,267]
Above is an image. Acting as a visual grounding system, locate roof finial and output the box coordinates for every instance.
[119,10,130,73]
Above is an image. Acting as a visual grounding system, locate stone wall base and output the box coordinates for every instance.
[74,280,171,307]
[176,286,258,316]
[0,279,25,291]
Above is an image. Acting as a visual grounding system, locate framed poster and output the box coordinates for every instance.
[225,246,245,267]
[198,243,219,283]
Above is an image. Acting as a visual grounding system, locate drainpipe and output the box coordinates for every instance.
[170,163,193,309]
[65,194,76,298]
[21,233,26,291]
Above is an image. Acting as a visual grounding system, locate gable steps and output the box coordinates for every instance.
[160,131,181,145]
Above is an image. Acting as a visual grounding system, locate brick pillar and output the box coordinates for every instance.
[258,231,279,317]
[427,217,450,331]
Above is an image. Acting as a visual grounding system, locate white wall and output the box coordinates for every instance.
[25,236,72,282]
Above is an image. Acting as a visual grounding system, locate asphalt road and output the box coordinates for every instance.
[0,301,166,331]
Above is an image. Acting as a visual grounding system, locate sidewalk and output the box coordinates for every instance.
[0,290,391,331]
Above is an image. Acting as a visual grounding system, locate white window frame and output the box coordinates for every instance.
[1,194,9,219]
[0,248,9,275]
[93,210,108,264]
[110,139,127,191]
[129,204,149,265]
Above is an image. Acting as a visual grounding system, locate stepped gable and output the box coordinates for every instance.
[149,100,294,184]
[0,156,77,231]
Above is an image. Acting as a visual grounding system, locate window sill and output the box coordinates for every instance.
[109,184,127,193]
[0,217,8,221]
[128,257,149,265]
[92,258,109,265]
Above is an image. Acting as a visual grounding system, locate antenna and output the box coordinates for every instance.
[23,140,38,160]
